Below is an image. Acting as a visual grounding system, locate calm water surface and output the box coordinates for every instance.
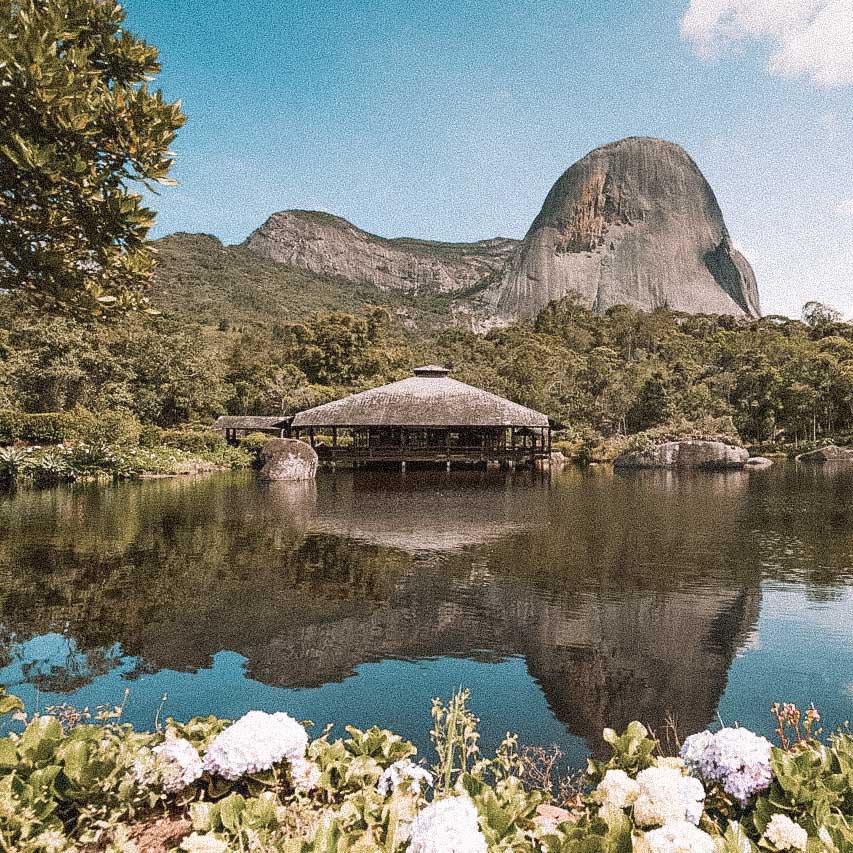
[1,465,851,766]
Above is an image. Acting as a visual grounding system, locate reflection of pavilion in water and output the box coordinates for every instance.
[1,468,761,750]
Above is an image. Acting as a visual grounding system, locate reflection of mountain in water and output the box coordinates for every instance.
[0,468,770,748]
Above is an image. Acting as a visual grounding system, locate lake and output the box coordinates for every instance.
[1,464,851,767]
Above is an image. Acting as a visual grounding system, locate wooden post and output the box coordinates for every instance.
[309,428,315,448]
[332,426,337,447]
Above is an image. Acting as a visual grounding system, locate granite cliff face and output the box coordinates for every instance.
[488,137,761,319]
[239,138,760,322]
[244,210,517,296]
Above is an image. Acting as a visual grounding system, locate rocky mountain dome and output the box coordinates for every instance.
[487,137,760,319]
[229,137,761,323]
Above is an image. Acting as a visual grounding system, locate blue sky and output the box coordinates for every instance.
[125,0,853,318]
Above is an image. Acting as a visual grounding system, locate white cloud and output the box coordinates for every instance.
[681,0,853,87]
[837,198,853,218]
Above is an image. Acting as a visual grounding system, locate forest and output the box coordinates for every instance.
[2,292,851,455]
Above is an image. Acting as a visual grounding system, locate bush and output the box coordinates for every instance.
[0,409,143,447]
[238,431,272,459]
[0,446,29,480]
[146,427,226,453]
[0,688,849,853]
[0,410,78,444]
[624,416,742,454]
[553,428,628,464]
[139,423,167,447]
[238,431,272,452]
[69,408,142,447]
[13,441,252,483]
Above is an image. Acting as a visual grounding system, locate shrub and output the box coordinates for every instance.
[139,423,167,447]
[0,446,29,480]
[0,410,78,444]
[238,432,273,467]
[624,416,742,454]
[0,689,850,853]
[69,408,142,447]
[153,429,226,454]
[0,409,143,447]
[239,432,272,454]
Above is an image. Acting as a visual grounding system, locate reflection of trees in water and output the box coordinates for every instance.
[0,633,121,693]
[5,465,850,749]
[739,464,853,592]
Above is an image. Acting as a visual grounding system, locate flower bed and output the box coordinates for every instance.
[0,688,850,852]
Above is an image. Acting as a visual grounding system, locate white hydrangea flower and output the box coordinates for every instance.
[153,736,204,793]
[132,749,158,788]
[290,757,322,792]
[594,768,640,810]
[202,710,308,781]
[180,833,229,853]
[409,796,487,853]
[634,820,716,853]
[632,766,705,828]
[764,814,808,851]
[377,759,434,796]
[680,729,715,769]
[32,830,68,853]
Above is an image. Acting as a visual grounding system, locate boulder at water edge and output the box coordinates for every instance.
[613,440,748,470]
[795,445,853,463]
[260,438,318,481]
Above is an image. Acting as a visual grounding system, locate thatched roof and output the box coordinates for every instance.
[291,366,549,428]
[213,416,290,430]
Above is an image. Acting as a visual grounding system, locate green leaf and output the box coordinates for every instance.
[0,737,18,768]
[0,689,24,716]
[20,715,63,764]
[217,792,246,832]
[58,740,91,786]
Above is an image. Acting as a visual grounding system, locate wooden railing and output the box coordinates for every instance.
[314,445,548,462]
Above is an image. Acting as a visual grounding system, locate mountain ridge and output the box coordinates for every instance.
[152,137,761,328]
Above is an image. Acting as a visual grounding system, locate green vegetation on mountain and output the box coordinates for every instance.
[151,233,466,331]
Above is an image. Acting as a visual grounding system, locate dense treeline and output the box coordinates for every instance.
[2,294,851,447]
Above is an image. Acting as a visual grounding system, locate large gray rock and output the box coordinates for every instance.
[795,445,853,463]
[487,137,761,320]
[614,440,749,470]
[244,210,516,297]
[237,139,761,326]
[259,438,318,481]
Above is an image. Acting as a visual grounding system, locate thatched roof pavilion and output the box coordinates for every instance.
[292,366,551,469]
